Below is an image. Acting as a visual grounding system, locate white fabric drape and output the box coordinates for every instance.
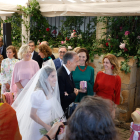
[1,0,140,16]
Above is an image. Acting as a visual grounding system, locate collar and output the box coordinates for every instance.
[31,51,34,58]
[43,56,51,62]
[63,64,71,75]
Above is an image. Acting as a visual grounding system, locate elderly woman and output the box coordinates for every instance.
[10,45,39,98]
[72,48,94,102]
[38,43,55,67]
[93,54,121,107]
[0,45,19,94]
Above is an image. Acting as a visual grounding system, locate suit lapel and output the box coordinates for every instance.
[62,66,74,89]
[32,51,37,59]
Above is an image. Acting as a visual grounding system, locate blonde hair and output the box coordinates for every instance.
[18,45,30,59]
[103,54,119,75]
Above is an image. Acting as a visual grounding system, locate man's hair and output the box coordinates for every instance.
[63,51,77,64]
[41,41,49,46]
[59,46,67,51]
[28,40,35,45]
[66,96,118,140]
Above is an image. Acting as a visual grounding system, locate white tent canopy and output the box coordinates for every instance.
[0,0,140,17]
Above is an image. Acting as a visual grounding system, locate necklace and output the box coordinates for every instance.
[78,65,87,72]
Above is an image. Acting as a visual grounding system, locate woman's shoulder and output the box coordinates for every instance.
[97,71,103,75]
[31,89,45,99]
[116,75,121,82]
[87,65,94,71]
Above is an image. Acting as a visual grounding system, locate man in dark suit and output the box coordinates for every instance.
[54,46,67,70]
[57,51,79,116]
[28,40,43,68]
[0,37,7,59]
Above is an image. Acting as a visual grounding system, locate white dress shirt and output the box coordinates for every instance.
[63,64,71,75]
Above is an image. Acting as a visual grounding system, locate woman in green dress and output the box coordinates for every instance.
[72,48,94,102]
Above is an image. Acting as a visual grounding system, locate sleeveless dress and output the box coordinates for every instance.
[129,122,140,140]
[28,90,53,140]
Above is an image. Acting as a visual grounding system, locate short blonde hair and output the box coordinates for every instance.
[18,45,30,59]
[103,54,119,75]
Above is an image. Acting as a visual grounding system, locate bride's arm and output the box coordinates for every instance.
[30,108,51,131]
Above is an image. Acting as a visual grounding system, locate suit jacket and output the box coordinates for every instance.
[54,58,61,70]
[32,51,43,68]
[57,66,76,113]
[1,46,7,59]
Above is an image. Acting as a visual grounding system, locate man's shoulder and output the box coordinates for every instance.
[57,66,65,75]
[54,58,60,63]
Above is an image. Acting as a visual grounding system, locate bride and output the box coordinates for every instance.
[12,63,65,140]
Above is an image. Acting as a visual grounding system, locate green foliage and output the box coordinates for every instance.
[120,60,131,74]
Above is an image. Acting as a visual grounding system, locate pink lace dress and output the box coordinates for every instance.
[129,122,140,140]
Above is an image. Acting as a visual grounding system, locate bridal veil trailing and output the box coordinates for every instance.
[12,59,65,140]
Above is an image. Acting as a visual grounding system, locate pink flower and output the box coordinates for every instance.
[52,30,57,34]
[108,38,110,41]
[43,35,45,38]
[46,28,50,32]
[137,36,140,39]
[73,30,76,32]
[119,43,125,49]
[120,27,123,31]
[61,41,64,44]
[124,31,130,36]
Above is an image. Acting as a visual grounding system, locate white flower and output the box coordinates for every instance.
[119,43,125,49]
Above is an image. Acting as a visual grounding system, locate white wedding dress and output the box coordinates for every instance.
[12,63,66,140]
[29,90,52,140]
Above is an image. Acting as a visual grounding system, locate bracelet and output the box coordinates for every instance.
[44,134,51,140]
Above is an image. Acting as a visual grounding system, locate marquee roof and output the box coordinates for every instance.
[0,0,140,17]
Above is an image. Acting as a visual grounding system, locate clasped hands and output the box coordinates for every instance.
[64,88,79,96]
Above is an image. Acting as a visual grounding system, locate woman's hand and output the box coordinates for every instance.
[40,122,65,140]
[79,89,87,93]
[44,124,51,131]
[5,83,10,90]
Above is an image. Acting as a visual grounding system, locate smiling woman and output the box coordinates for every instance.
[72,48,94,102]
[0,45,19,94]
[10,45,40,98]
[93,54,121,108]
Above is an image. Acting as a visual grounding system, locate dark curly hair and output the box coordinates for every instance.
[77,48,89,63]
[38,43,52,57]
[66,96,118,140]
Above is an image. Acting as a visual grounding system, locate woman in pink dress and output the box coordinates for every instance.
[10,45,39,98]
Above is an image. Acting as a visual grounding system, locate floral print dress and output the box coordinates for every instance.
[0,58,19,94]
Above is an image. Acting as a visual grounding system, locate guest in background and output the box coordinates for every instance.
[0,37,7,59]
[41,41,55,60]
[10,45,39,98]
[54,46,67,70]
[28,40,43,68]
[0,103,22,140]
[93,54,121,107]
[0,45,19,94]
[57,51,79,116]
[38,43,55,67]
[72,48,94,102]
[0,55,3,72]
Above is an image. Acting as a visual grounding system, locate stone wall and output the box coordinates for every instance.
[93,55,140,123]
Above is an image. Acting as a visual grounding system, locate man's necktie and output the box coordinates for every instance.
[69,73,72,81]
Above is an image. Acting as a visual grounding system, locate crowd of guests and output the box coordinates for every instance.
[0,37,122,140]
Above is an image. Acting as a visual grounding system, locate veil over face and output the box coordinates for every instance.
[12,60,65,140]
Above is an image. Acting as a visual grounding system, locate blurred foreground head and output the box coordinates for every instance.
[66,96,118,140]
